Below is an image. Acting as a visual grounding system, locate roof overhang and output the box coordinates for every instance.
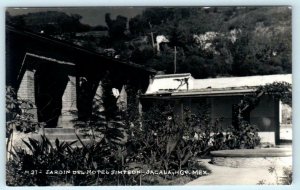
[6,25,157,74]
[141,88,256,99]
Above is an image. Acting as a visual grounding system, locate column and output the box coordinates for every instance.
[58,76,77,128]
[94,81,104,112]
[17,69,37,121]
[117,85,127,111]
[274,100,280,145]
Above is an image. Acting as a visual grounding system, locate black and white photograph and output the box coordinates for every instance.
[5,6,292,186]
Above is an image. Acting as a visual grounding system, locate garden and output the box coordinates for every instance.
[6,81,292,185]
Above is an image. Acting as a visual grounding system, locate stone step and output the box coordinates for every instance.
[49,138,92,147]
[40,127,76,134]
[30,133,90,141]
[16,138,92,150]
[10,129,103,151]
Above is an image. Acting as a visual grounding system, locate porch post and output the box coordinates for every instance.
[117,85,128,111]
[58,75,77,128]
[94,80,104,112]
[274,99,280,145]
[17,69,37,121]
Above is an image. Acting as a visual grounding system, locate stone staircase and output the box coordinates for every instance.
[9,125,126,155]
[11,127,93,150]
[39,128,92,147]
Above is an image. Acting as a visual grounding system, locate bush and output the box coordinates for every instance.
[6,86,43,138]
[220,121,260,149]
[7,135,128,186]
[126,102,221,171]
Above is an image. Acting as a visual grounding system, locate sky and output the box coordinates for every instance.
[6,7,146,26]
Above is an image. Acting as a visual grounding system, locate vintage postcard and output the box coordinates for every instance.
[5,6,292,186]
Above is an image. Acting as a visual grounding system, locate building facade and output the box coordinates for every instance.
[142,73,292,145]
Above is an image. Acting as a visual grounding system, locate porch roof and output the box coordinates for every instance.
[6,25,156,74]
[144,73,292,98]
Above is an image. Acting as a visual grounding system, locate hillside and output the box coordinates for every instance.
[6,7,292,78]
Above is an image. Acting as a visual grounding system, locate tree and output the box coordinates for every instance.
[7,7,291,78]
[127,7,291,77]
[7,11,90,35]
[105,13,128,41]
[128,15,148,36]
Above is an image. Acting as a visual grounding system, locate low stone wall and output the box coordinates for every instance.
[211,148,292,168]
[212,156,292,168]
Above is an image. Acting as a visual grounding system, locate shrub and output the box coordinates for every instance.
[7,135,128,186]
[221,121,260,149]
[126,103,216,171]
[6,86,46,162]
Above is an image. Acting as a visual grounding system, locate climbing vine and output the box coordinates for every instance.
[231,81,292,147]
[236,81,292,122]
[258,82,292,107]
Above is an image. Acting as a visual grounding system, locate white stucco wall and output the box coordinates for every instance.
[146,73,194,94]
[189,95,279,144]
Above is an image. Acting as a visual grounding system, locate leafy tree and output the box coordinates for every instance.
[105,13,128,41]
[7,11,90,35]
[7,7,292,77]
[128,15,149,36]
[127,7,291,77]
